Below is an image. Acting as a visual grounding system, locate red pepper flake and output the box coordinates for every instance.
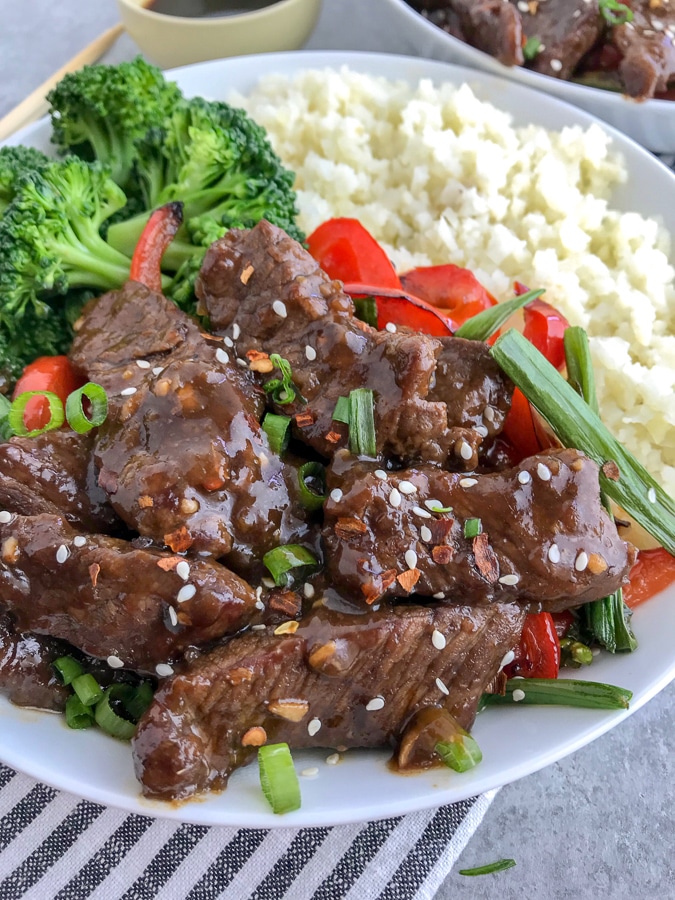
[361,568,397,604]
[164,526,193,553]
[473,533,500,583]
[246,349,270,362]
[602,460,621,481]
[294,412,315,428]
[397,568,421,592]
[326,431,343,444]
[429,518,454,545]
[89,562,101,587]
[156,556,183,572]
[138,495,154,508]
[432,545,454,565]
[200,332,224,343]
[269,589,302,618]
[202,476,225,492]
[335,516,368,537]
[240,264,255,285]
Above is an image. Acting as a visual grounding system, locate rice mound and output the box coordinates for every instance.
[232,67,675,497]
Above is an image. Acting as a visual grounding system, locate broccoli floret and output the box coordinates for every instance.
[0,146,51,215]
[107,97,304,269]
[0,157,134,328]
[0,300,74,384]
[47,57,183,190]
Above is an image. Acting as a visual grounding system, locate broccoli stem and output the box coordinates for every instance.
[107,212,153,258]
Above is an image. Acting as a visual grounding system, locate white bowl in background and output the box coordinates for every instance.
[380,0,675,153]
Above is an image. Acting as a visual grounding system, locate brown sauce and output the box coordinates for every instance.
[148,0,281,17]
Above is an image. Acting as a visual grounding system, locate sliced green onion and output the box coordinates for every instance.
[0,394,12,442]
[332,396,350,424]
[298,461,326,512]
[65,695,95,730]
[599,0,633,26]
[435,734,483,773]
[426,501,453,514]
[348,388,376,457]
[8,391,64,437]
[560,637,594,668]
[522,36,542,61]
[53,655,84,686]
[258,743,301,814]
[123,681,155,721]
[94,685,138,740]
[564,327,599,415]
[454,288,544,342]
[353,296,378,328]
[490,329,675,555]
[264,354,299,405]
[459,859,516,877]
[71,673,104,707]
[482,677,632,710]
[262,544,319,588]
[262,413,291,454]
[65,382,108,433]
[464,518,482,539]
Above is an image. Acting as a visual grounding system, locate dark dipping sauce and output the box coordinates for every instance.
[148,0,281,17]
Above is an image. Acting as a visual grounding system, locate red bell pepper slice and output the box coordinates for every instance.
[400,264,497,326]
[523,298,570,372]
[342,283,458,336]
[623,547,675,609]
[129,201,184,292]
[504,611,561,680]
[306,218,402,289]
[12,356,84,433]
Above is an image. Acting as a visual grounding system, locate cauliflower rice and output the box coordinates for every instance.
[232,67,675,497]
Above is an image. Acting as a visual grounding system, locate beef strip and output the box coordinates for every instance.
[70,282,313,566]
[0,614,70,711]
[0,430,119,534]
[516,0,604,81]
[321,448,635,612]
[132,602,525,800]
[196,220,511,468]
[0,513,256,672]
[611,0,675,100]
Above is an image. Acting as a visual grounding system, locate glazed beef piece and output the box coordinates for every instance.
[516,0,603,81]
[70,282,312,566]
[196,220,511,468]
[0,615,70,711]
[0,514,256,672]
[132,602,525,800]
[611,1,675,100]
[0,431,119,534]
[322,448,635,613]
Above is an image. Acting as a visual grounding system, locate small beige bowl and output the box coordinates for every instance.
[116,0,322,69]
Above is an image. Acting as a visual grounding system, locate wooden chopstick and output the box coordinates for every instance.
[0,22,125,143]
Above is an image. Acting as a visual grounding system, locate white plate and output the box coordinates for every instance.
[2,50,675,828]
[379,0,675,153]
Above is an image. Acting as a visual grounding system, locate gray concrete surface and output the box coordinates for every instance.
[2,2,674,897]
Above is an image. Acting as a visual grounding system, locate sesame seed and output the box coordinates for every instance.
[420,525,432,542]
[326,753,340,765]
[550,59,563,72]
[499,573,520,586]
[475,425,489,438]
[374,469,388,480]
[255,599,265,611]
[459,441,473,461]
[303,582,315,599]
[0,511,11,524]
[120,387,137,397]
[648,487,657,503]
[152,366,164,376]
[405,548,418,569]
[177,584,196,603]
[155,663,174,677]
[537,463,552,481]
[232,323,241,340]
[176,560,190,581]
[366,696,385,711]
[435,677,449,695]
[56,544,69,564]
[216,348,230,365]
[262,577,275,589]
[73,535,86,548]
[136,359,151,369]
[432,629,446,650]
[224,336,234,348]
[548,543,561,563]
[500,650,515,668]
[168,606,179,626]
[575,551,589,572]
[256,585,263,600]
[305,345,317,361]
[272,300,287,318]
[433,592,445,599]
[385,322,397,333]
[424,499,442,511]
[236,358,248,367]
[107,655,124,669]
[330,488,343,502]
[301,767,319,777]
[484,405,495,423]
[518,470,532,485]
[308,718,322,736]
[398,480,417,495]
[459,478,478,488]
[389,488,402,508]
[412,506,432,519]
[513,689,526,702]
[251,624,266,631]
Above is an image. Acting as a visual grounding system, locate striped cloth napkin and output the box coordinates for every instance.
[0,763,496,899]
